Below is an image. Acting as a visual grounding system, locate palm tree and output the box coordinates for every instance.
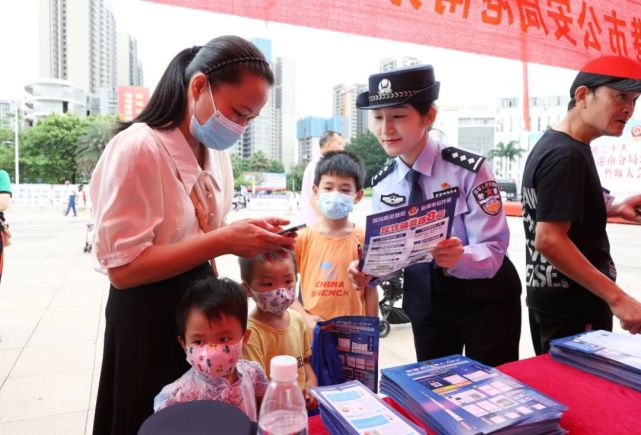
[488,140,523,178]
[248,150,270,172]
[76,116,115,181]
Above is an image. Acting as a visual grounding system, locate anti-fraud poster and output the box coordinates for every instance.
[360,193,457,278]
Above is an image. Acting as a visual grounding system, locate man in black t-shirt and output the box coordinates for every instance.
[522,56,641,354]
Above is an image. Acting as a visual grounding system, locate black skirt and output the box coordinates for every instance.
[92,262,213,435]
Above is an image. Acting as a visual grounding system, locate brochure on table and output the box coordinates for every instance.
[311,380,425,435]
[315,316,380,393]
[550,330,641,391]
[359,192,457,284]
[381,355,567,435]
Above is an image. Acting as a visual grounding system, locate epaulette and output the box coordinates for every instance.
[441,146,486,173]
[371,160,397,187]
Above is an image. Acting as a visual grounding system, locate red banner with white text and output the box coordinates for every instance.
[147,0,641,77]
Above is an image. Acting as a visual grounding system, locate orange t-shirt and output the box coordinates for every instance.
[294,226,366,320]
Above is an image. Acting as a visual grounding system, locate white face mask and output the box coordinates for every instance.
[251,287,296,315]
[189,82,245,150]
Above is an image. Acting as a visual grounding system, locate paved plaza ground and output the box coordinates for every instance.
[0,199,639,434]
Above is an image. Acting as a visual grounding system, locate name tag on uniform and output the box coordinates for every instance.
[433,186,459,198]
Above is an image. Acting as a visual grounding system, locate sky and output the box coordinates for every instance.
[0,0,578,120]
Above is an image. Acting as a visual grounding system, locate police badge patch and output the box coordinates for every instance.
[473,181,502,215]
[380,193,406,206]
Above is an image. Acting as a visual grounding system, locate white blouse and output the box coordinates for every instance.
[90,123,233,271]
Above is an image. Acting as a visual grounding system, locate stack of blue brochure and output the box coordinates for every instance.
[380,355,567,435]
[311,380,425,435]
[550,330,641,391]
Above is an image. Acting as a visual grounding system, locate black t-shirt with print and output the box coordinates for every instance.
[521,129,614,319]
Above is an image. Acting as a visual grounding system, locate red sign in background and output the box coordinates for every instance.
[117,86,150,122]
[147,0,641,78]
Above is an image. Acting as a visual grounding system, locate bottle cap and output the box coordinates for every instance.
[269,355,298,382]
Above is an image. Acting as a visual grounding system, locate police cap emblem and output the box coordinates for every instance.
[378,78,392,94]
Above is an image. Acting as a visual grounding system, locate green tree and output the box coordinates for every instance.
[0,141,15,180]
[76,115,116,182]
[0,124,26,181]
[266,159,284,173]
[488,140,523,177]
[20,113,87,183]
[234,174,254,190]
[345,131,389,187]
[248,151,269,172]
[0,127,13,144]
[286,163,306,192]
[231,154,250,179]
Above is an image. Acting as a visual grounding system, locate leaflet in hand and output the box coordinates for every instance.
[380,355,567,435]
[550,330,641,391]
[311,380,425,435]
[359,193,456,281]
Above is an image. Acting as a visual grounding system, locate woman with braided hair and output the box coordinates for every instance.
[90,35,296,435]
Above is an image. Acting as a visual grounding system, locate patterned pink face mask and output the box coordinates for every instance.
[186,340,243,380]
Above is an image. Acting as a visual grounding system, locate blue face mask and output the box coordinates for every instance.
[318,191,354,220]
[189,83,246,151]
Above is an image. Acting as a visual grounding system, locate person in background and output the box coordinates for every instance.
[297,131,346,225]
[293,151,379,334]
[90,35,294,435]
[77,184,87,211]
[522,55,641,355]
[0,169,11,284]
[350,64,521,367]
[154,277,268,422]
[64,180,77,217]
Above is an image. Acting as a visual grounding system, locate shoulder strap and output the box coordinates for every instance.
[371,160,397,187]
[441,146,486,173]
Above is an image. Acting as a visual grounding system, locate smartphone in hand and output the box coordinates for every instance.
[278,223,306,236]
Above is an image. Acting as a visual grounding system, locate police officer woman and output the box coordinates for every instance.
[90,36,295,435]
[350,65,521,366]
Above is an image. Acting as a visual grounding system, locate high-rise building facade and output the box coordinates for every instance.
[37,0,144,120]
[232,39,296,169]
[24,79,87,124]
[493,95,568,180]
[39,0,117,94]
[274,56,296,169]
[379,56,421,72]
[296,116,343,165]
[117,32,144,87]
[332,84,368,143]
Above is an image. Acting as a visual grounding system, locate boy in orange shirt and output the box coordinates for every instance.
[292,151,379,333]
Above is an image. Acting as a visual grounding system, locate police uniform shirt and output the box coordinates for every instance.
[372,136,509,279]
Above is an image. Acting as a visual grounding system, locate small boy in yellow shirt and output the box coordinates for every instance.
[239,251,318,410]
[292,151,379,333]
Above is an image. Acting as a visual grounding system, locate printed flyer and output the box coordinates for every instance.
[381,355,566,435]
[312,316,379,393]
[312,380,425,435]
[551,330,641,391]
[359,193,457,280]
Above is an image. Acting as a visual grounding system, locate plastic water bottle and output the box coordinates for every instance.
[258,355,308,435]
